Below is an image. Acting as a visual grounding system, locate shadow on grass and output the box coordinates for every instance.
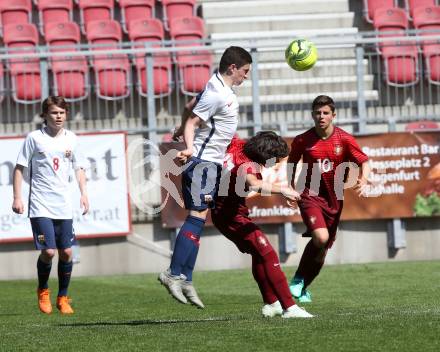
[59,317,240,327]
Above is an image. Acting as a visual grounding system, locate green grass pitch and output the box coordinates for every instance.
[1,261,439,351]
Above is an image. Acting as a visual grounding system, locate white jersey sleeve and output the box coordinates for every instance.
[16,133,36,168]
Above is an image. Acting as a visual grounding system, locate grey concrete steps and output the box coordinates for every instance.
[210,26,358,41]
[237,90,379,105]
[202,0,349,19]
[206,12,354,33]
[236,75,374,96]
[257,59,369,79]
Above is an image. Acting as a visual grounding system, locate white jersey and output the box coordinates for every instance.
[16,128,85,219]
[192,72,239,163]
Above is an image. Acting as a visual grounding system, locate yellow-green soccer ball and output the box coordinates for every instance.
[285,39,318,71]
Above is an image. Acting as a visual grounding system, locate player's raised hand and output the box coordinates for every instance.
[176,149,193,164]
[80,195,89,215]
[12,198,24,214]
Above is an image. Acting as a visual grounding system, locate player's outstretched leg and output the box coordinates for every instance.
[158,269,188,304]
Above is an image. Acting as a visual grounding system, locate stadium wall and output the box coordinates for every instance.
[1,218,439,280]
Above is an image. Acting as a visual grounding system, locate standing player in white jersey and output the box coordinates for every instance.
[159,46,252,308]
[12,96,89,315]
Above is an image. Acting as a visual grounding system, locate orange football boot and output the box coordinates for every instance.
[37,288,52,314]
[56,296,74,314]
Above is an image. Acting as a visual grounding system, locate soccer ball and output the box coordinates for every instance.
[285,39,318,71]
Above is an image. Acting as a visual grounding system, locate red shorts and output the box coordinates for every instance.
[298,195,342,249]
[211,210,274,257]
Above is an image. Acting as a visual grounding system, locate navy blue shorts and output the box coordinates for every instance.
[182,157,222,211]
[30,218,75,250]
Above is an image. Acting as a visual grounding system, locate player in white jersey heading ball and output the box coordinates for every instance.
[12,96,89,315]
[158,46,252,308]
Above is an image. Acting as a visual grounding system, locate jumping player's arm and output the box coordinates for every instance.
[176,114,202,164]
[75,168,89,215]
[173,96,197,141]
[12,165,25,214]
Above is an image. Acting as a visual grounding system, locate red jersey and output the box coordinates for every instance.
[288,126,368,211]
[215,137,261,215]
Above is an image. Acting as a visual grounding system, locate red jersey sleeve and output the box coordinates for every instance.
[344,134,369,165]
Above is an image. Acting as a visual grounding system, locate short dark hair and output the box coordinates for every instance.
[219,46,252,74]
[243,131,288,165]
[312,95,335,113]
[40,96,69,118]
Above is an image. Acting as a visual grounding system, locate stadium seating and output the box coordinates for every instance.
[406,0,437,20]
[119,0,155,33]
[162,0,196,31]
[37,0,73,35]
[413,6,440,84]
[169,16,211,95]
[0,0,32,35]
[3,23,42,103]
[45,22,89,100]
[381,44,419,86]
[128,18,172,97]
[372,7,419,86]
[86,20,130,99]
[363,0,395,23]
[373,7,409,52]
[86,19,121,47]
[405,120,440,131]
[78,0,114,34]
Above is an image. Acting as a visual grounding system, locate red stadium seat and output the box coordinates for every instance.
[177,51,212,95]
[169,17,211,95]
[3,23,41,103]
[119,0,155,33]
[363,0,395,23]
[406,0,437,20]
[413,7,440,84]
[405,120,440,131]
[86,19,122,48]
[86,20,130,99]
[45,22,89,101]
[0,0,32,34]
[373,8,410,54]
[128,18,172,97]
[382,44,419,86]
[38,0,73,35]
[413,6,440,30]
[44,21,81,48]
[78,0,114,34]
[162,0,196,31]
[93,54,131,99]
[169,16,204,45]
[51,57,89,100]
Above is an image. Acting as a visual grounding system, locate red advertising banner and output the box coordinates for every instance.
[159,132,440,228]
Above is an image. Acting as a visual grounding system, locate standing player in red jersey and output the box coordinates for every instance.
[211,131,313,318]
[287,95,370,303]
